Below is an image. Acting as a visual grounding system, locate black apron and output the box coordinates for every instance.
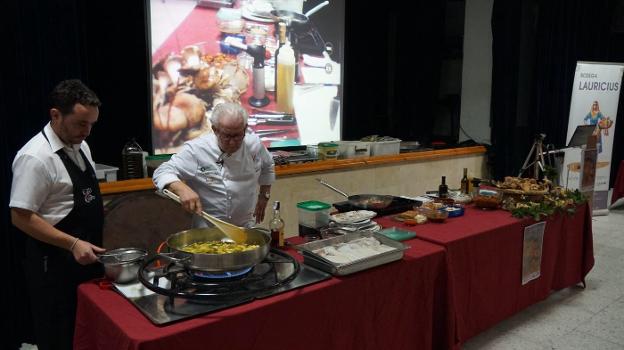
[22,130,104,350]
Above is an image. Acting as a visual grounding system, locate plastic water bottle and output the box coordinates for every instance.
[121,139,144,179]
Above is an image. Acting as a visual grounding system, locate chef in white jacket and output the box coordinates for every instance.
[153,102,275,227]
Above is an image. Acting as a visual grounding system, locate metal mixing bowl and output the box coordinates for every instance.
[98,248,147,284]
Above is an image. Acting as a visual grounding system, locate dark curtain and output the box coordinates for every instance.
[1,1,150,347]
[491,0,624,182]
[343,1,446,142]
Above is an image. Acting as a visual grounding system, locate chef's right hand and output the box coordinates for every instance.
[73,240,106,265]
[168,182,202,214]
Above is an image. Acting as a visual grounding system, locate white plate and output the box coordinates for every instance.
[330,210,377,224]
[241,6,275,23]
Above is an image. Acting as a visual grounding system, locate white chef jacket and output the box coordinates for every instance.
[153,131,275,228]
[10,122,95,225]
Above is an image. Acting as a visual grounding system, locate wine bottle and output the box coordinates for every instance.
[460,168,469,194]
[439,176,449,198]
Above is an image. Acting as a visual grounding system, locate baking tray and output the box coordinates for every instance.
[295,231,408,276]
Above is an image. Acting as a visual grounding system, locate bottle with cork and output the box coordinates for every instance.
[269,200,285,248]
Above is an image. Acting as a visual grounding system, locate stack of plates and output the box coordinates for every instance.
[327,210,380,235]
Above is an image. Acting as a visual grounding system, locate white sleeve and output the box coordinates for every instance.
[257,141,275,186]
[9,154,53,212]
[152,143,198,190]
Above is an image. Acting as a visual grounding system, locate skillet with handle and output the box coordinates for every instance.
[316,178,394,210]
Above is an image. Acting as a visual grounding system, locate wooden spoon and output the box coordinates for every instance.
[161,189,247,244]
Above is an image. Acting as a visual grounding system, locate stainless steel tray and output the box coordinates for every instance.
[295,231,408,276]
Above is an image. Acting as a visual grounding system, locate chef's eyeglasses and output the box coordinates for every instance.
[215,127,246,141]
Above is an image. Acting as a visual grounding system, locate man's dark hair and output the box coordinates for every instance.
[49,79,101,115]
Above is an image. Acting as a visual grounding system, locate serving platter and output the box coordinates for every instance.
[330,210,377,224]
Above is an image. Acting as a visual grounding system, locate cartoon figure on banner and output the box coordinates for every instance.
[583,100,613,153]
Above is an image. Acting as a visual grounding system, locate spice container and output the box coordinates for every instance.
[317,142,339,160]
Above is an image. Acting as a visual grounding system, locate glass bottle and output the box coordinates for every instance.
[269,201,285,248]
[438,176,449,198]
[273,22,287,101]
[460,168,469,194]
[471,178,482,197]
[121,138,144,180]
[276,39,295,114]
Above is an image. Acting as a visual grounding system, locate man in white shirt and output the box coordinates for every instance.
[10,79,105,350]
[153,102,275,228]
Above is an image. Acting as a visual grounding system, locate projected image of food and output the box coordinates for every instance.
[149,0,345,153]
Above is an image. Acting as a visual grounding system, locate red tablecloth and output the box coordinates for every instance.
[376,204,594,348]
[612,160,624,205]
[74,240,448,350]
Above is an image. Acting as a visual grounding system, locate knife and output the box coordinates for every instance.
[249,115,296,126]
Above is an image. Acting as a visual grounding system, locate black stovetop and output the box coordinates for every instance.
[332,196,421,216]
[116,249,331,325]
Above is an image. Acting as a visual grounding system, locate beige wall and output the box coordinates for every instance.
[262,153,487,236]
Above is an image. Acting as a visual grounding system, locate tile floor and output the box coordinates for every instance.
[19,208,624,350]
[464,207,624,350]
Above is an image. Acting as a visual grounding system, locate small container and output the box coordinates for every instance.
[335,141,371,159]
[317,142,339,160]
[416,206,449,222]
[216,8,244,34]
[95,163,119,182]
[296,200,331,237]
[146,154,172,177]
[98,248,147,284]
[368,139,401,156]
[473,189,503,209]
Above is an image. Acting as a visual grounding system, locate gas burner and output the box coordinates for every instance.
[117,249,331,325]
[192,266,253,281]
[138,249,301,300]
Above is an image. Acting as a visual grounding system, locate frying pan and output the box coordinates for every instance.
[316,179,394,210]
[158,227,270,272]
[270,0,329,25]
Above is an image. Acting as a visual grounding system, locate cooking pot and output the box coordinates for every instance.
[158,227,271,272]
[316,179,395,210]
[98,248,147,284]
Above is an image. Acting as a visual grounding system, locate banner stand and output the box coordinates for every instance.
[562,61,624,216]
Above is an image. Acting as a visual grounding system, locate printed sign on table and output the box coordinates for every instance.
[522,221,546,285]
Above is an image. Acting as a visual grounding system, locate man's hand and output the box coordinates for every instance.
[167,181,202,214]
[254,195,269,223]
[72,240,106,265]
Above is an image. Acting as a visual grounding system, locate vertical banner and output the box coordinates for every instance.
[522,221,546,285]
[562,62,623,215]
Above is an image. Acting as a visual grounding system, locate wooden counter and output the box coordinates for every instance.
[99,146,486,195]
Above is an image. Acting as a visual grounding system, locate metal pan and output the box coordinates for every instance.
[158,227,271,272]
[270,0,329,25]
[316,179,394,210]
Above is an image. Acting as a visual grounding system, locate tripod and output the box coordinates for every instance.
[518,134,546,179]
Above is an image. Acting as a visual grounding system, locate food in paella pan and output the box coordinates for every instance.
[182,241,259,254]
[495,176,550,194]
